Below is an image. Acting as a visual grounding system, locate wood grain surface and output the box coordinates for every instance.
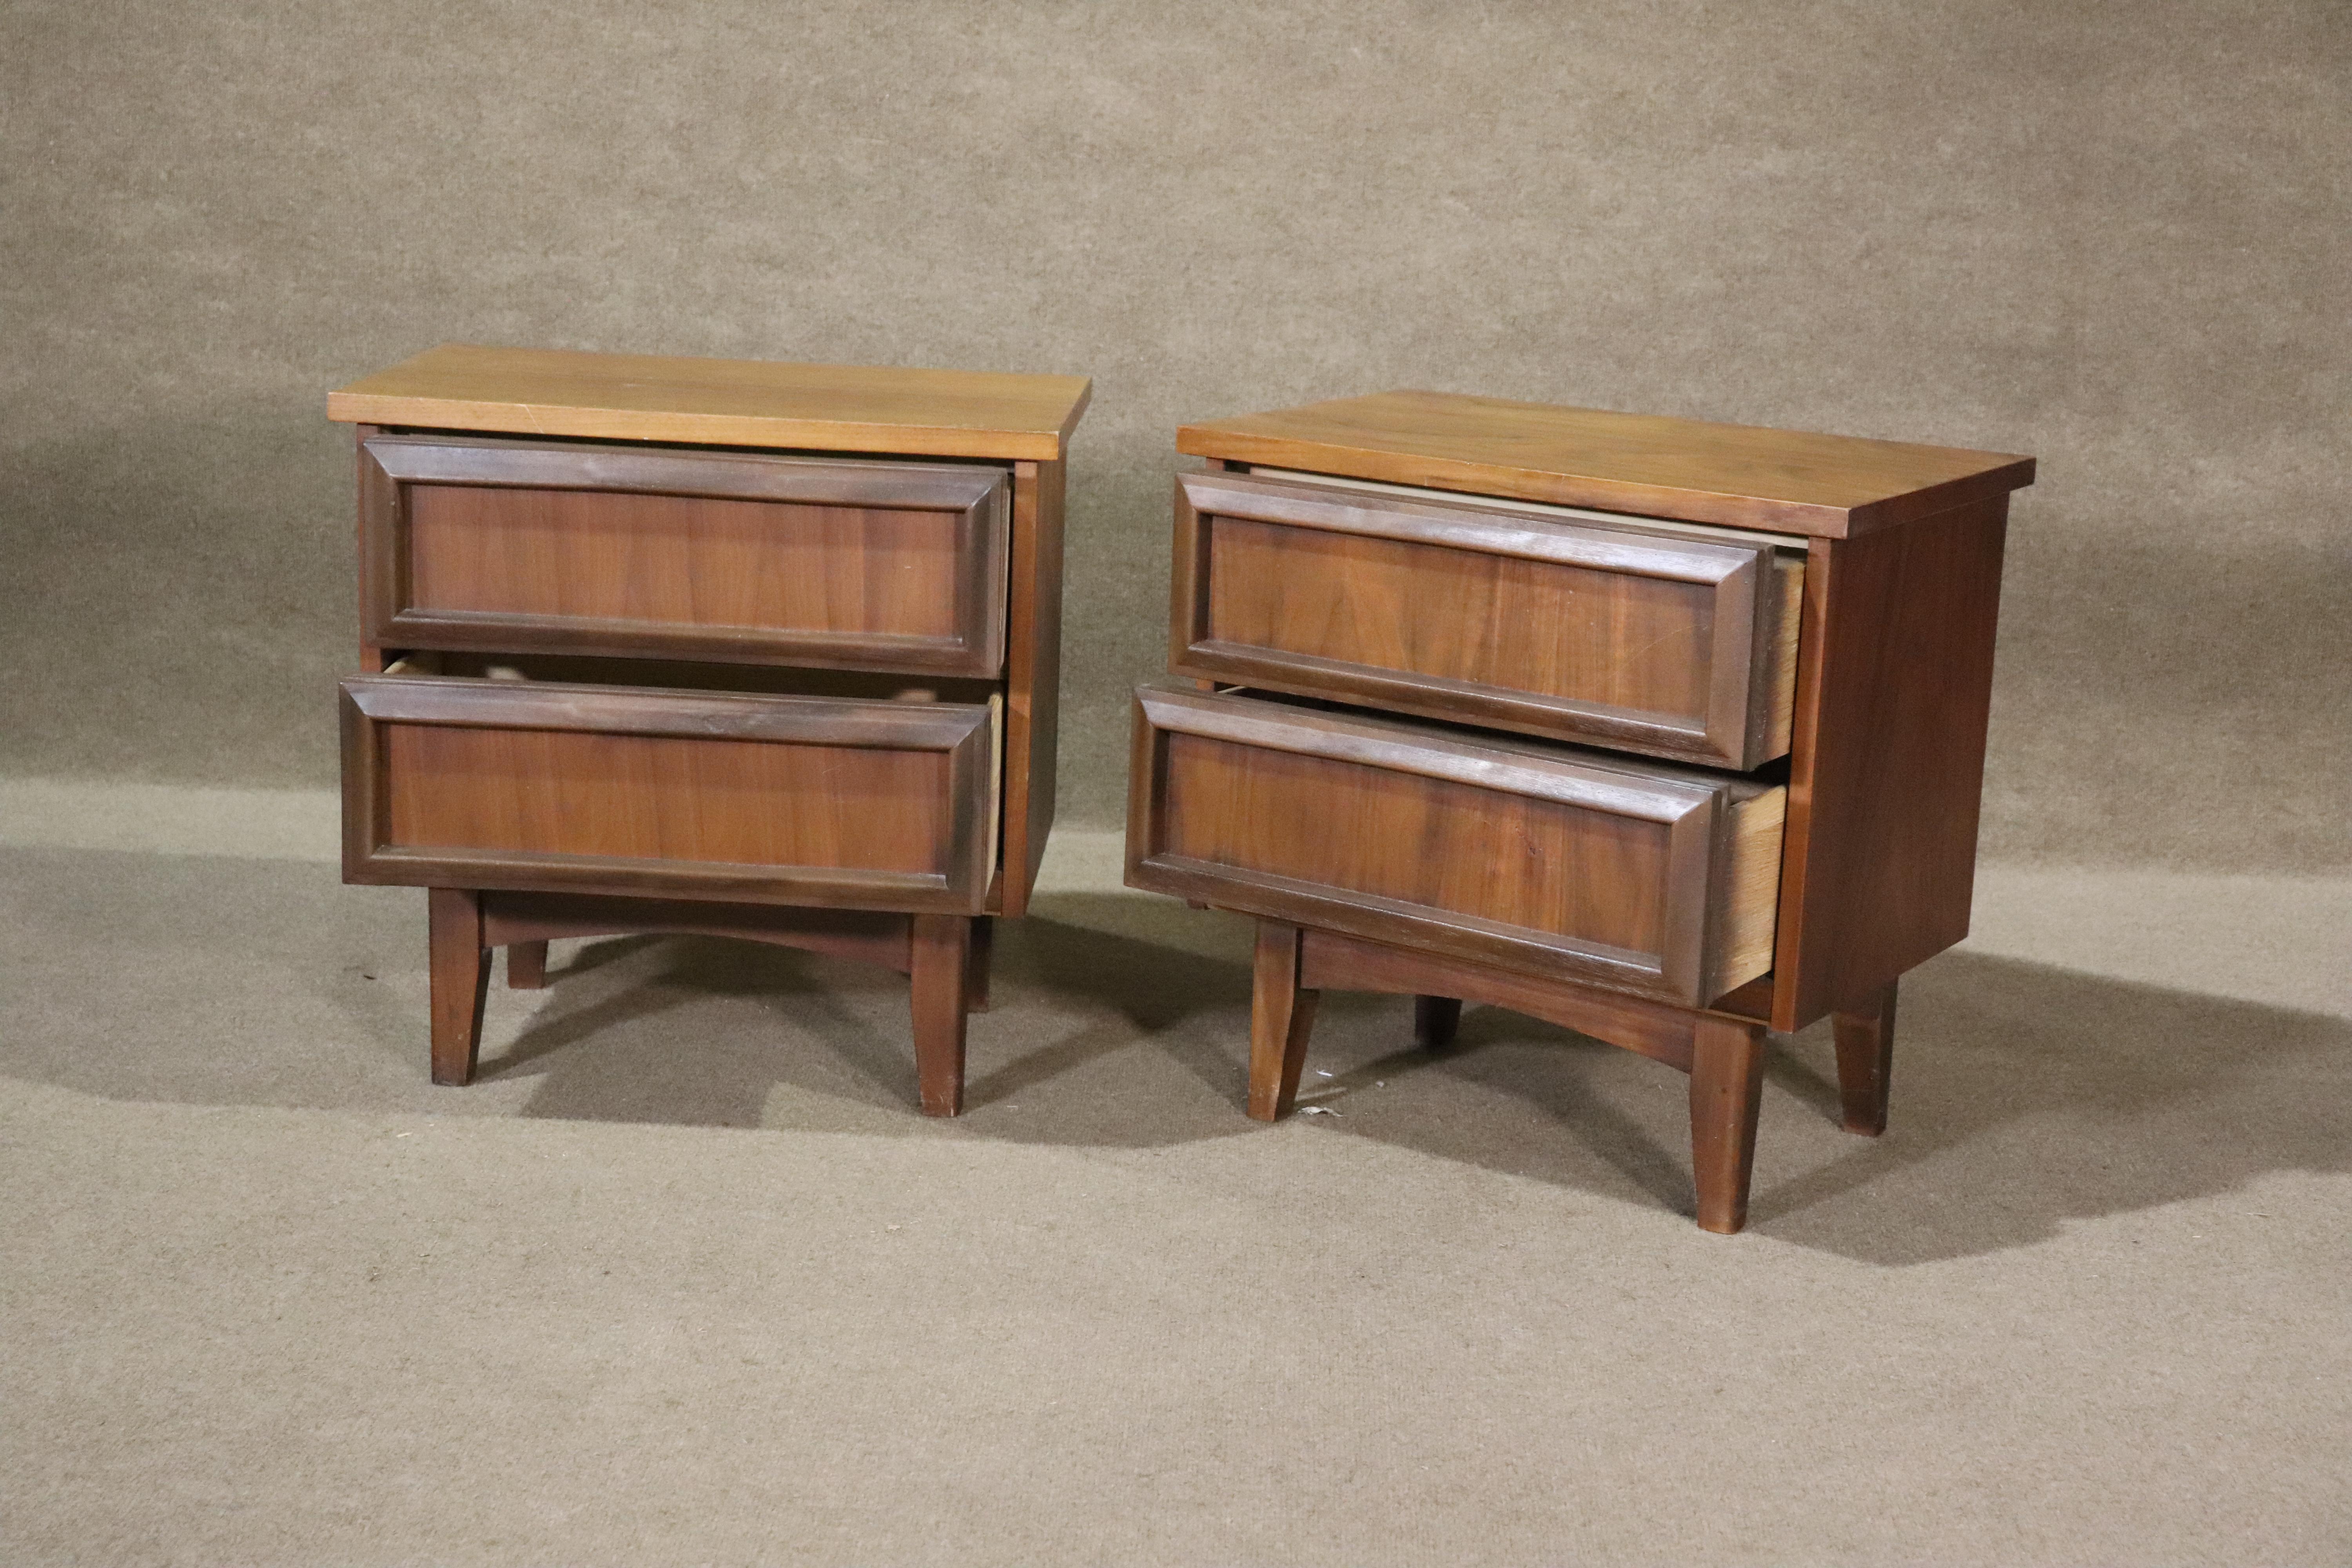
[342,674,998,911]
[1125,685,1784,1005]
[330,343,1091,460]
[1166,730,1675,955]
[1171,470,1794,767]
[386,729,946,871]
[1180,389,2034,537]
[363,434,1010,675]
[1769,496,2010,1030]
[998,458,1066,916]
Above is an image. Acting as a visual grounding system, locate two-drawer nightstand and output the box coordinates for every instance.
[1126,391,2034,1231]
[329,343,1089,1112]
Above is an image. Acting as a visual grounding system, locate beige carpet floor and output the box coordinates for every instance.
[2,791,2347,1564]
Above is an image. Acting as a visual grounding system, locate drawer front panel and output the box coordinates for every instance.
[342,675,998,912]
[363,435,1010,675]
[1126,684,1782,1004]
[1171,471,1799,768]
[1163,732,1675,958]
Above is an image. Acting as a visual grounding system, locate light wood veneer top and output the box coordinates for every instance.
[1179,389,2034,537]
[330,343,1093,461]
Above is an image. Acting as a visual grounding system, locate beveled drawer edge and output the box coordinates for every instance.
[1171,472,1792,769]
[1137,682,1721,823]
[377,609,1007,678]
[339,678,1003,915]
[1240,466,1808,765]
[343,672,995,749]
[1128,684,1785,1004]
[1244,465,1804,552]
[1171,642,1727,767]
[365,432,1008,510]
[1179,470,1767,582]
[1129,852,1676,998]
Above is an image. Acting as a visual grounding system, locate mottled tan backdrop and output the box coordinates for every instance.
[4,0,2344,867]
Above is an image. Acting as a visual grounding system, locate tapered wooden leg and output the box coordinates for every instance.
[507,940,548,991]
[910,915,971,1117]
[1414,995,1461,1049]
[1247,922,1321,1121]
[1689,1014,1768,1234]
[964,915,994,1013]
[1833,980,1898,1136]
[427,888,490,1087]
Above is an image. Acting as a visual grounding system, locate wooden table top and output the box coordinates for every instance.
[330,343,1093,461]
[1179,389,2034,537]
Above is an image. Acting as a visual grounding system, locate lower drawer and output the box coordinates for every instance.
[341,664,1000,912]
[1125,683,1782,1005]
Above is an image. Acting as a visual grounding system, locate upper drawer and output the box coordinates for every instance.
[360,434,1011,676]
[340,668,1000,913]
[1170,471,1802,769]
[1126,684,1783,1007]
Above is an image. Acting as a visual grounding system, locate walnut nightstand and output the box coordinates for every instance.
[330,343,1089,1112]
[1126,391,2034,1230]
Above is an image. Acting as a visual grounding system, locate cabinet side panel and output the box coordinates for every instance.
[998,459,1065,913]
[1771,497,2009,1030]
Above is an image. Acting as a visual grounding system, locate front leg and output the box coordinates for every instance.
[1689,1014,1768,1234]
[909,915,971,1116]
[1246,922,1321,1121]
[427,888,490,1086]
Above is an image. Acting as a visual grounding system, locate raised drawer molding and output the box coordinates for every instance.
[1171,470,1800,768]
[362,435,1013,675]
[331,344,1090,1112]
[343,672,1002,911]
[1131,389,2034,1233]
[1131,683,1782,1004]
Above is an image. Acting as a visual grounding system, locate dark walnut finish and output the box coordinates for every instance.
[334,345,1089,1110]
[1170,470,1801,768]
[362,434,1013,676]
[1128,683,1784,1007]
[1138,392,2033,1232]
[341,671,1000,911]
